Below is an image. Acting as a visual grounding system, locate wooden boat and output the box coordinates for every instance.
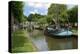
[45,26,72,36]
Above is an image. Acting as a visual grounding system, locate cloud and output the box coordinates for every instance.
[23,2,51,16]
[44,3,51,8]
[28,2,42,8]
[34,9,38,13]
[30,9,39,14]
[67,5,75,9]
[25,2,51,8]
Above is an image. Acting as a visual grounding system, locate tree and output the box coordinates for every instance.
[48,4,67,24]
[27,13,45,29]
[45,15,53,24]
[10,1,26,31]
[27,14,34,22]
[10,1,24,23]
[24,15,28,22]
[67,6,78,23]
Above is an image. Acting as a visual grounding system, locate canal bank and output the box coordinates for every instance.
[11,29,37,53]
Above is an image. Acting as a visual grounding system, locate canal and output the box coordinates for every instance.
[28,30,78,51]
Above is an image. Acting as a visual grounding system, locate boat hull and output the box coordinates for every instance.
[50,30,72,36]
[44,28,73,38]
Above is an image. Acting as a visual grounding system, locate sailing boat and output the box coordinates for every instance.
[44,5,72,37]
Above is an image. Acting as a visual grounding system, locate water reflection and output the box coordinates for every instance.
[29,30,49,51]
[28,30,78,51]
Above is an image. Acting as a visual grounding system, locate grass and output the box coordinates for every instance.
[71,27,78,34]
[11,29,37,53]
[71,27,78,36]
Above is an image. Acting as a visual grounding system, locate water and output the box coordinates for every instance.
[29,30,49,51]
[28,30,78,51]
[45,36,78,50]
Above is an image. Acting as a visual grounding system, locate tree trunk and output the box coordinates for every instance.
[11,12,14,32]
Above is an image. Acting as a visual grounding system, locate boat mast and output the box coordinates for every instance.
[66,12,70,30]
[56,4,60,29]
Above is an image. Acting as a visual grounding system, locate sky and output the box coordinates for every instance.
[23,2,76,16]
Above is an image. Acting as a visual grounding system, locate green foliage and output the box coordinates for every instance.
[59,11,68,22]
[27,13,44,22]
[48,4,67,15]
[37,17,47,24]
[27,14,34,21]
[48,4,67,23]
[23,15,28,22]
[45,15,53,24]
[10,1,24,23]
[67,6,78,23]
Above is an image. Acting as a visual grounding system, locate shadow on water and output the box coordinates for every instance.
[45,35,78,50]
